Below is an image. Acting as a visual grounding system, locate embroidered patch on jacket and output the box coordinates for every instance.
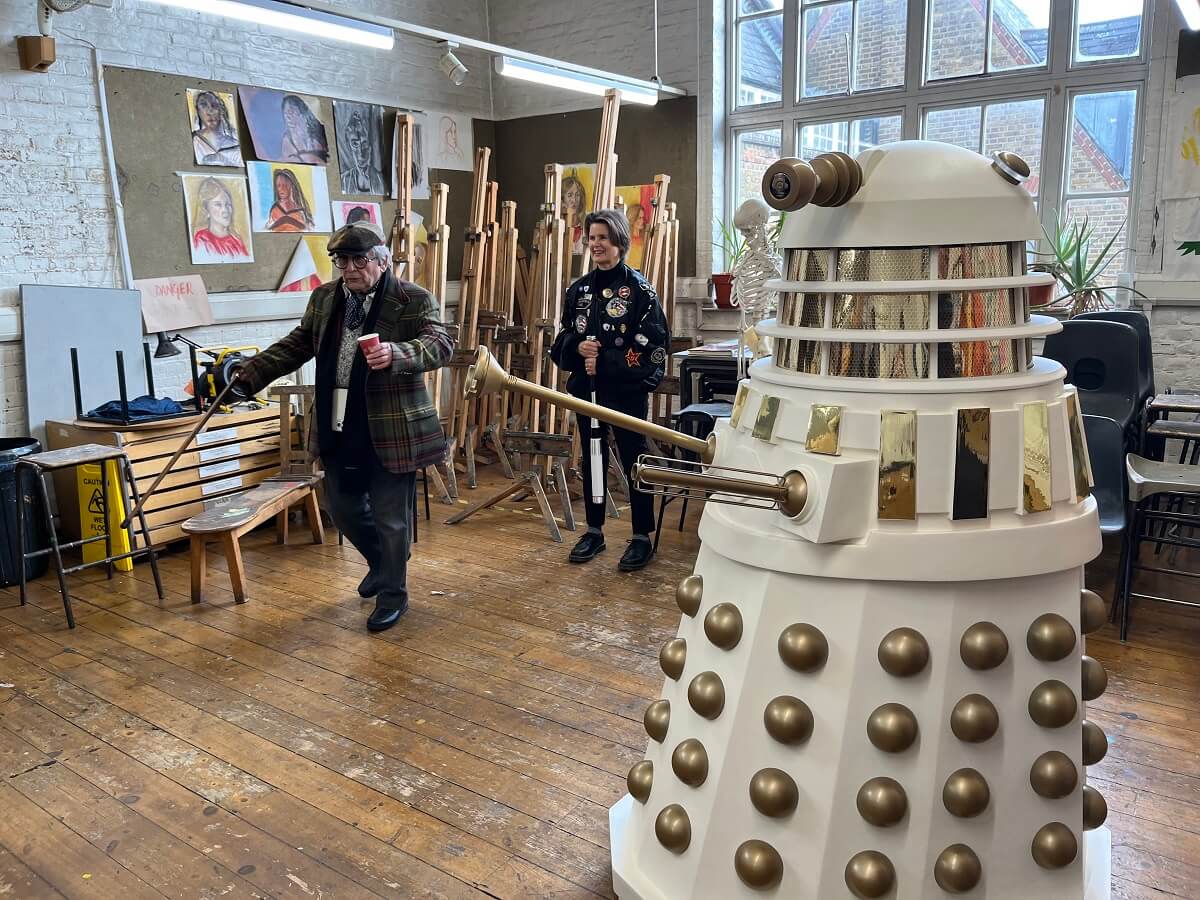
[618,285,631,299]
[576,295,591,310]
[575,315,587,334]
[605,298,628,318]
[635,333,649,346]
[624,348,642,367]
[651,347,667,364]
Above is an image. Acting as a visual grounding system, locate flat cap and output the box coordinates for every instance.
[328,221,385,254]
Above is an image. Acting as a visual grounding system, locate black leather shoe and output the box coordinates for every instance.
[357,573,378,598]
[569,532,606,563]
[367,602,407,632]
[618,539,655,572]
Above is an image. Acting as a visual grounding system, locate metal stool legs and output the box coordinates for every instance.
[122,455,164,601]
[16,463,76,629]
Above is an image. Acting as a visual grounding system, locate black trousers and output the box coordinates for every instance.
[577,392,655,535]
[323,457,415,610]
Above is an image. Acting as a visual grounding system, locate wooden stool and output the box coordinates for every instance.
[15,443,163,628]
[183,473,324,604]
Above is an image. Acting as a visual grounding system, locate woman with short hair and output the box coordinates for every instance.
[550,208,671,571]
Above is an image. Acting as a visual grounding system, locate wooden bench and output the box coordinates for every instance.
[182,473,324,604]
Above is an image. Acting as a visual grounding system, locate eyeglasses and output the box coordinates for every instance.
[332,254,372,270]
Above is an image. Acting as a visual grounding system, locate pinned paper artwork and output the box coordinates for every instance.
[179,173,253,264]
[239,86,328,164]
[331,200,382,229]
[335,100,388,195]
[429,111,473,171]
[616,184,654,270]
[246,161,331,233]
[187,89,242,167]
[561,164,596,256]
[280,235,335,293]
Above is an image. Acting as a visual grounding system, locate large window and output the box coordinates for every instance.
[726,0,1148,273]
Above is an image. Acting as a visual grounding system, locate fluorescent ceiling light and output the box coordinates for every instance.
[139,0,394,49]
[494,56,658,106]
[1178,0,1200,30]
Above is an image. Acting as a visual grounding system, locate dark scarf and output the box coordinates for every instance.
[315,270,389,488]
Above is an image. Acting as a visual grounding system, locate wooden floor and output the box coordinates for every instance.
[0,467,1197,899]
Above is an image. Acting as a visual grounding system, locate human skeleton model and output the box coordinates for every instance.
[730,198,781,377]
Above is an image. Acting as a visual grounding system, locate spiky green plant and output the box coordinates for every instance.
[1029,212,1146,317]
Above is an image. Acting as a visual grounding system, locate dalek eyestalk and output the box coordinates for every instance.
[762,151,864,212]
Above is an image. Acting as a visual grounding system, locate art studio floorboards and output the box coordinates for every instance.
[0,467,1197,899]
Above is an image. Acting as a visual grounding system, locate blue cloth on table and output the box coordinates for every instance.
[85,395,185,421]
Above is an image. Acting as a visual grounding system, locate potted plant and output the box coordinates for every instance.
[1029,212,1146,317]
[711,217,746,309]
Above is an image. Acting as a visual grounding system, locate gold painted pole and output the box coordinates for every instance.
[632,462,808,518]
[465,346,714,461]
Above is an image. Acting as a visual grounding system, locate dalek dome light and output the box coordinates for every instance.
[769,140,1042,249]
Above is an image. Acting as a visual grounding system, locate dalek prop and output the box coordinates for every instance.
[467,140,1109,900]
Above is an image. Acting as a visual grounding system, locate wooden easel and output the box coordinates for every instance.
[581,89,622,277]
[444,430,578,542]
[426,182,458,502]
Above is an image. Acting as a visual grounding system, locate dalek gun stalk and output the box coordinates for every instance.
[631,458,809,519]
[464,346,720,465]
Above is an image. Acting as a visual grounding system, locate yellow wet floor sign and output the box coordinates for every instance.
[77,460,132,571]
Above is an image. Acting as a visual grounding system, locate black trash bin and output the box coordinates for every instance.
[0,438,49,587]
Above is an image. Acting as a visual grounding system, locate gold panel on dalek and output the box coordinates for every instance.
[465,140,1110,899]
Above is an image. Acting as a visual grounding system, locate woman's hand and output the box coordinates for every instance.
[584,357,597,376]
[577,340,600,359]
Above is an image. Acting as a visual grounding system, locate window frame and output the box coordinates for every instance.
[724,0,1150,273]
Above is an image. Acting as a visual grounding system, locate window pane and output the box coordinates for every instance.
[740,0,783,14]
[736,127,783,208]
[798,121,849,160]
[990,0,1049,71]
[851,115,902,153]
[924,105,982,151]
[803,3,851,98]
[738,15,784,106]
[1063,197,1131,285]
[1075,0,1143,63]
[854,0,906,91]
[1068,90,1137,193]
[927,0,985,81]
[982,98,1045,195]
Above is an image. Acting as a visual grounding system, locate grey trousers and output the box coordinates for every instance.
[322,458,415,610]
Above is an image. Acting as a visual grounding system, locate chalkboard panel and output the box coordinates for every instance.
[102,66,492,292]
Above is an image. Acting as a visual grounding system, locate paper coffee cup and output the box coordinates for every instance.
[357,333,381,354]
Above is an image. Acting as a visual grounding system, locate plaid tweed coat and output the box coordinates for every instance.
[239,272,452,473]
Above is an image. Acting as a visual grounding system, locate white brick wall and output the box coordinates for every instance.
[0,0,492,436]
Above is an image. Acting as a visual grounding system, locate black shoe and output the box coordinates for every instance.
[367,602,408,632]
[357,572,378,598]
[569,532,606,563]
[618,539,654,572]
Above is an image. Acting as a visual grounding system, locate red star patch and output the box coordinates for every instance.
[624,348,642,367]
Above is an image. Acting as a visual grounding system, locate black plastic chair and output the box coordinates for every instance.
[1083,415,1127,538]
[1042,319,1141,433]
[652,402,732,552]
[1075,310,1154,406]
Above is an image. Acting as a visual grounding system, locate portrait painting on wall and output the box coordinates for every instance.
[560,164,596,256]
[334,100,388,195]
[616,184,655,270]
[238,86,329,165]
[428,111,473,172]
[331,200,383,229]
[246,160,332,233]
[280,234,335,292]
[186,89,243,167]
[179,173,254,264]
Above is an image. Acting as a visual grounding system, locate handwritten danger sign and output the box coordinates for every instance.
[133,274,214,332]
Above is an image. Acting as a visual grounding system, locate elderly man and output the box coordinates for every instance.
[234,221,452,632]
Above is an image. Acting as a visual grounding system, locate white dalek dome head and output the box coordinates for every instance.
[757,141,1059,385]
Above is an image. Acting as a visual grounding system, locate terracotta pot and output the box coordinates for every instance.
[1027,282,1056,309]
[712,273,737,309]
